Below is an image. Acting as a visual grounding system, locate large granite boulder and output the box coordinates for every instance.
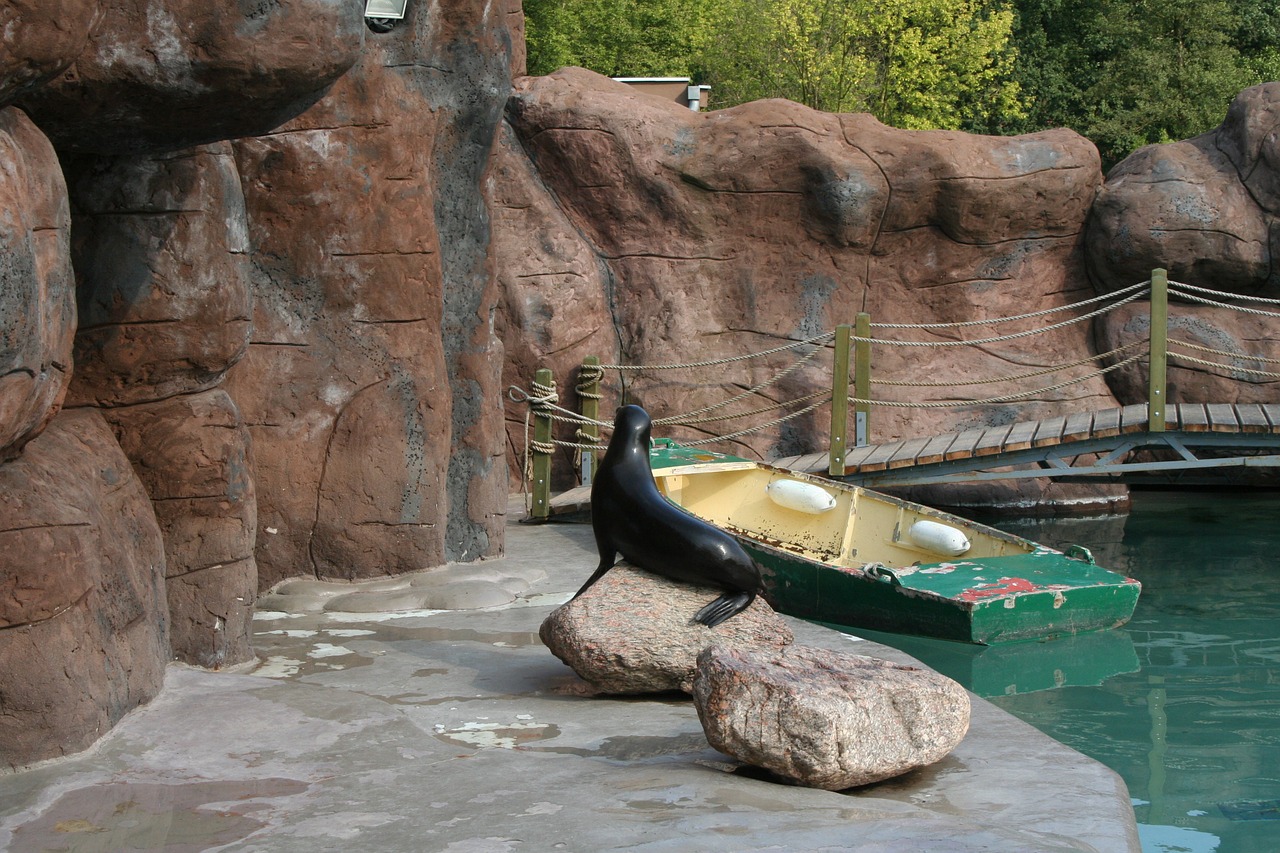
[0,409,168,768]
[16,0,366,154]
[539,562,793,694]
[693,644,971,790]
[498,69,1117,498]
[228,0,517,587]
[0,108,74,461]
[1087,83,1280,407]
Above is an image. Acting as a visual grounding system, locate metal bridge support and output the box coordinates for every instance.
[1149,269,1168,432]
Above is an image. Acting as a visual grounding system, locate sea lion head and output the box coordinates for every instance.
[606,404,652,466]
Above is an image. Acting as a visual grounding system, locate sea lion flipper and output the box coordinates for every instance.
[694,591,756,628]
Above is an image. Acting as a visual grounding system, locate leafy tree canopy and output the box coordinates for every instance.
[695,0,1025,131]
[524,0,707,78]
[522,0,1280,164]
[525,0,1025,132]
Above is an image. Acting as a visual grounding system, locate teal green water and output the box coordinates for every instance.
[866,491,1280,853]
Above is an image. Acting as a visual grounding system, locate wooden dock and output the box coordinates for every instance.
[772,403,1280,486]
[545,403,1280,515]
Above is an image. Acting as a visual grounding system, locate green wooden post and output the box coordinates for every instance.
[1148,269,1168,432]
[829,325,851,476]
[531,367,555,519]
[578,356,602,484]
[854,312,872,446]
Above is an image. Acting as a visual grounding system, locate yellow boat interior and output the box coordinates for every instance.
[652,462,1036,569]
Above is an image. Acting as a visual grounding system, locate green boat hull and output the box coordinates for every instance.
[647,439,1141,645]
[752,540,1141,644]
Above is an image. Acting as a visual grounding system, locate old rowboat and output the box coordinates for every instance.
[648,439,1141,645]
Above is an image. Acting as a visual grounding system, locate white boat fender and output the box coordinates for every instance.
[766,479,837,514]
[908,520,971,556]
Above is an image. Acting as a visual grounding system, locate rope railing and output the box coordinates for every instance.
[852,286,1148,348]
[510,267,1280,518]
[1168,285,1280,319]
[871,340,1147,388]
[870,281,1150,330]
[849,351,1147,409]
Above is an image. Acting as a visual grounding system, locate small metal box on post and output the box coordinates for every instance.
[854,312,872,446]
[529,368,555,520]
[577,356,602,484]
[829,325,852,476]
[1148,269,1168,432]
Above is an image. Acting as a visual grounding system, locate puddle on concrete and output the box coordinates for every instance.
[433,721,560,750]
[531,732,714,763]
[10,778,307,853]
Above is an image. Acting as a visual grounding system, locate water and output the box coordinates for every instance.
[872,491,1280,853]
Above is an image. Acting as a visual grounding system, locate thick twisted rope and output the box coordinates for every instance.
[871,281,1150,330]
[653,343,826,426]
[595,332,835,371]
[855,288,1148,347]
[1171,281,1280,306]
[679,396,831,446]
[871,340,1147,388]
[1168,350,1280,380]
[849,352,1145,408]
[1168,286,1280,319]
[1168,338,1280,366]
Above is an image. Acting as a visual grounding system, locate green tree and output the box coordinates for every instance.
[694,0,1025,130]
[1233,0,1280,81]
[1081,0,1255,165]
[523,0,706,78]
[1010,0,1271,166]
[1005,0,1110,134]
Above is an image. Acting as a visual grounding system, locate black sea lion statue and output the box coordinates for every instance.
[573,404,763,627]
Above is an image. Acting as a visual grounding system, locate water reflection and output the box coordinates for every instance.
[991,491,1280,853]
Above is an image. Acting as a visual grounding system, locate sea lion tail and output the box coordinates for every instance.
[694,591,756,627]
[571,557,617,600]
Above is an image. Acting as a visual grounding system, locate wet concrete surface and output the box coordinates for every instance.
[0,498,1141,852]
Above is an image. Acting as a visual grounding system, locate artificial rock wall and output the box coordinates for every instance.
[1,0,518,768]
[3,0,1280,768]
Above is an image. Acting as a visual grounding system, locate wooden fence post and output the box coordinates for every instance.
[578,356,601,484]
[854,312,872,446]
[829,325,851,476]
[1148,269,1168,432]
[530,367,554,520]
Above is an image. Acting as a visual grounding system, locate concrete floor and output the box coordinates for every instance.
[0,499,1140,852]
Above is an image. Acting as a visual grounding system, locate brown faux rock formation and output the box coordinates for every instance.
[538,562,794,694]
[499,69,1118,493]
[60,139,257,668]
[693,644,970,790]
[228,0,517,587]
[1087,83,1280,407]
[0,108,74,461]
[0,1,101,107]
[0,409,168,768]
[102,390,256,668]
[16,0,366,155]
[63,141,251,407]
[490,119,616,465]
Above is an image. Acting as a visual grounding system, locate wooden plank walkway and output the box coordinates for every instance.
[549,402,1280,514]
[783,403,1280,478]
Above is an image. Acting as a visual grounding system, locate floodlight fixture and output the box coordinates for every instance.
[365,0,409,33]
